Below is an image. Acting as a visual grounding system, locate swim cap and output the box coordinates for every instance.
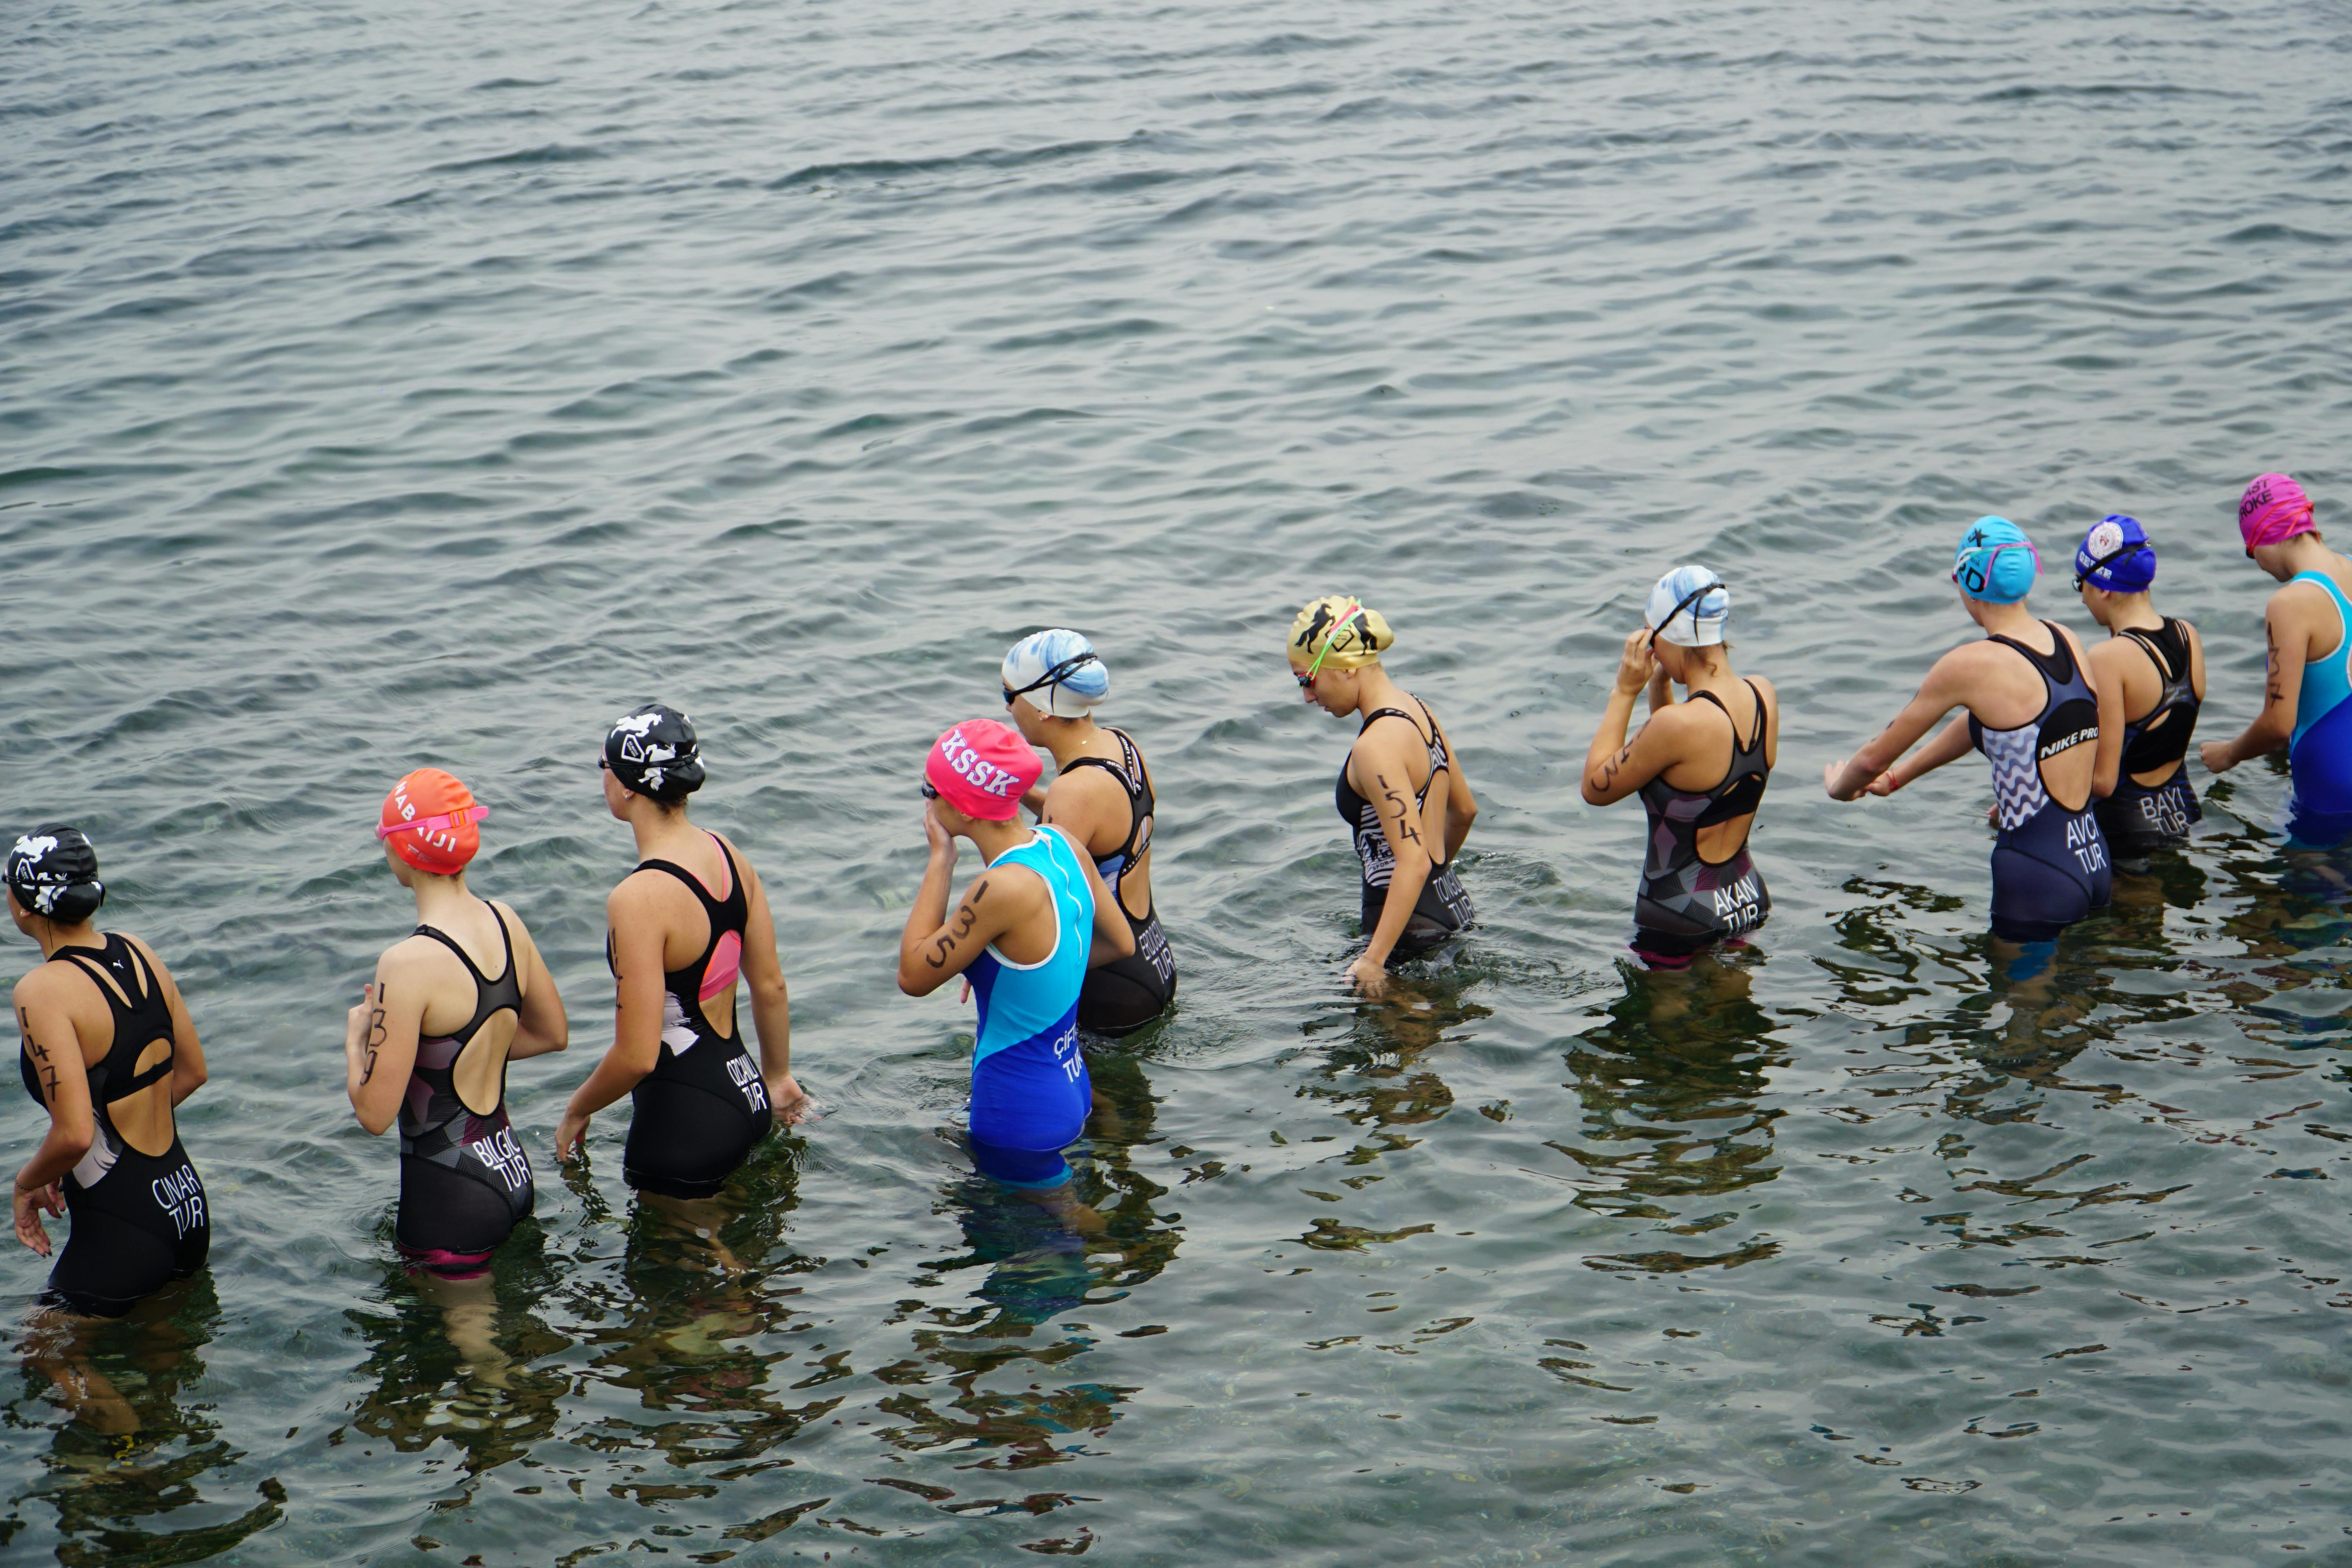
[2073,515,2155,592]
[1644,565,1729,647]
[1002,629,1109,719]
[604,704,705,802]
[925,720,1041,822]
[1951,516,2039,604]
[377,769,487,876]
[1289,595,1394,671]
[2240,473,2315,552]
[6,825,104,924]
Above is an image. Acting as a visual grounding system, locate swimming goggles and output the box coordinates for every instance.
[376,805,489,840]
[1003,652,1101,709]
[919,780,939,800]
[1951,539,2039,597]
[1647,579,1721,653]
[1297,601,1366,691]
[2073,541,2147,590]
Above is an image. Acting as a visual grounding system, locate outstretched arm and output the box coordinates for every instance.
[1826,653,1973,800]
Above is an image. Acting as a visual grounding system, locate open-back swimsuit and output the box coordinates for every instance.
[18,935,209,1317]
[614,834,773,1199]
[1971,623,2112,941]
[398,906,531,1279]
[1335,698,1474,964]
[1062,728,1177,1036]
[1633,681,1771,964]
[2096,617,2201,858]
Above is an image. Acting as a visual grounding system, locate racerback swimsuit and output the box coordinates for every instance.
[18,934,209,1318]
[2096,617,2202,858]
[397,906,532,1279]
[965,826,1095,1189]
[1060,728,1178,1036]
[1334,698,1474,964]
[2287,571,2352,820]
[1633,681,1772,964]
[1970,622,2112,942]
[615,834,774,1199]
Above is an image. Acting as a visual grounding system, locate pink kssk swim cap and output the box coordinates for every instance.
[2240,472,2315,552]
[924,720,1041,822]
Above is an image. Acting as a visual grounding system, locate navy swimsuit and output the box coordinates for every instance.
[2094,618,2201,859]
[1970,624,2112,942]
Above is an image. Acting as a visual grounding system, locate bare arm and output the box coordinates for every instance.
[1061,828,1136,968]
[1584,631,1682,807]
[345,950,426,1138]
[497,904,568,1062]
[1826,650,1976,800]
[731,849,809,1121]
[897,811,1024,996]
[13,980,91,1257]
[2204,591,2307,774]
[555,880,669,1159]
[2082,632,2123,799]
[1349,726,1433,987]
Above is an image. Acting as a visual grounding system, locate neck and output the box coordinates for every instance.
[968,818,1034,863]
[1038,715,1102,766]
[31,919,100,959]
[1350,663,1406,716]
[2280,534,2336,577]
[2100,593,2161,633]
[1976,600,2039,638]
[410,871,474,925]
[629,802,698,861]
[1673,646,1737,690]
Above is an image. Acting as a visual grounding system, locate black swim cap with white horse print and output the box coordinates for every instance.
[6,824,105,924]
[604,704,706,802]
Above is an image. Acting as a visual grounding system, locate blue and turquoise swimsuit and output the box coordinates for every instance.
[2288,570,2352,821]
[965,826,1094,1188]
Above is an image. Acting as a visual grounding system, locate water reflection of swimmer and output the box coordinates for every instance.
[345,769,569,1283]
[2201,474,2352,846]
[1581,566,1779,968]
[1828,517,2122,978]
[1561,954,1781,1220]
[898,720,1133,1230]
[1287,595,1479,998]
[8,827,212,1432]
[2071,516,2205,864]
[559,704,811,1203]
[16,1277,281,1560]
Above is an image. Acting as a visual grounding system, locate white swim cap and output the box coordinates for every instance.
[1001,628,1109,719]
[1644,565,1729,648]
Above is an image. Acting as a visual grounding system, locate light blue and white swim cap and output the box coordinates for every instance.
[1644,565,1729,648]
[1001,628,1110,719]
[1951,516,2040,604]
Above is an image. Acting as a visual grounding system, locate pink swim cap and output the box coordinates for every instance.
[2240,472,2315,551]
[924,720,1041,822]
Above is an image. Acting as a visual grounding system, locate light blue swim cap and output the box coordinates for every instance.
[1952,516,2040,604]
[1001,628,1110,719]
[1644,564,1729,647]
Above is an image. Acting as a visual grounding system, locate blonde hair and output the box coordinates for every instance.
[1288,595,1394,670]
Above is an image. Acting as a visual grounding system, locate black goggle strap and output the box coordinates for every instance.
[1007,651,1101,702]
[1650,580,1719,646]
[2074,542,2147,585]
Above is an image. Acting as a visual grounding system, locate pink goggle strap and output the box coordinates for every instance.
[376,805,490,840]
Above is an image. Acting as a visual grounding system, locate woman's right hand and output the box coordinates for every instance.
[1614,629,1657,696]
[13,1180,62,1256]
[554,1106,592,1163]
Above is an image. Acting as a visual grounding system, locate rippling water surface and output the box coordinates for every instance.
[5,0,2352,1560]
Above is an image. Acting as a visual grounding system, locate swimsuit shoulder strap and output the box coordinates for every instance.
[2120,624,2176,681]
[636,856,725,915]
[412,914,507,988]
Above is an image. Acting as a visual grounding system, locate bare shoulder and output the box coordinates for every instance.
[484,899,534,944]
[710,832,762,892]
[377,931,452,981]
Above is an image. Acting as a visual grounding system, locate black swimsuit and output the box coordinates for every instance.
[616,835,773,1199]
[18,935,209,1318]
[397,907,531,1279]
[1632,681,1772,963]
[2096,617,2202,858]
[1334,698,1474,964]
[1063,728,1178,1036]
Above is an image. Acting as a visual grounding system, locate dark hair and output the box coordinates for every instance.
[6,824,105,925]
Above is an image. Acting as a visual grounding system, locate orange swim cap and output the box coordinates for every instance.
[377,768,488,876]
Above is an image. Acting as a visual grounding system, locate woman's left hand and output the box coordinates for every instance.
[767,1070,817,1125]
[1346,953,1391,999]
[554,1107,592,1163]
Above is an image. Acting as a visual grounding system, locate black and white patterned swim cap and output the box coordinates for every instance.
[604,703,706,802]
[5,825,104,924]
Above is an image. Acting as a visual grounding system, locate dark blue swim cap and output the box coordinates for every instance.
[2073,515,2155,593]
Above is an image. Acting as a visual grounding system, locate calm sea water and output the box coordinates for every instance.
[4,0,2351,1561]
